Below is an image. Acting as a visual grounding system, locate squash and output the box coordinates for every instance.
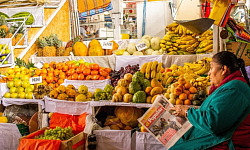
[150,87,163,96]
[112,93,123,102]
[123,93,133,103]
[124,73,133,83]
[118,79,128,87]
[73,42,88,56]
[117,86,128,96]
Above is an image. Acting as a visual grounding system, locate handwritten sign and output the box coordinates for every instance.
[29,76,42,84]
[136,42,147,51]
[102,42,113,49]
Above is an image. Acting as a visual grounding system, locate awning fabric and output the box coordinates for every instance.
[79,2,112,18]
[78,0,112,14]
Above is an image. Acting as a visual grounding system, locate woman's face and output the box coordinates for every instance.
[208,60,226,86]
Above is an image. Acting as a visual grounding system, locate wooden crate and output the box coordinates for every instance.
[226,42,250,66]
[19,127,87,150]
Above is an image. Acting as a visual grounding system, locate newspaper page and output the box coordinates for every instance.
[138,95,193,149]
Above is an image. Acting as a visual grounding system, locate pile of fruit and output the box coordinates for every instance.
[160,22,213,55]
[0,44,11,65]
[34,126,74,140]
[140,61,164,80]
[164,77,208,106]
[115,35,163,56]
[49,84,93,102]
[34,60,111,89]
[0,112,8,123]
[110,64,139,87]
[33,84,53,99]
[94,84,114,101]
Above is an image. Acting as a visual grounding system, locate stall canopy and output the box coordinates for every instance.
[78,0,112,17]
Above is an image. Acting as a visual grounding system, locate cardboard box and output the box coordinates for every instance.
[19,127,87,150]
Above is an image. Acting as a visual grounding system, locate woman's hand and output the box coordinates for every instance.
[170,105,190,118]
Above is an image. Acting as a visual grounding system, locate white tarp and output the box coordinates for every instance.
[0,83,8,97]
[44,96,92,115]
[0,123,22,150]
[94,130,132,150]
[2,98,45,109]
[132,132,167,150]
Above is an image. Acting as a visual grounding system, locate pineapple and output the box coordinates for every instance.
[54,34,65,56]
[15,23,24,46]
[0,16,8,33]
[43,35,56,57]
[5,26,16,46]
[37,38,46,57]
[63,47,72,56]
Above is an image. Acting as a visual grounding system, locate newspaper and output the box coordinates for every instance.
[138,95,193,149]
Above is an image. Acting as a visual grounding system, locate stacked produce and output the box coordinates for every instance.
[49,84,93,102]
[94,84,114,101]
[0,112,8,123]
[34,126,74,140]
[183,58,211,75]
[33,84,53,99]
[110,64,139,87]
[140,61,164,80]
[196,30,213,54]
[115,35,163,56]
[164,77,207,106]
[0,44,11,65]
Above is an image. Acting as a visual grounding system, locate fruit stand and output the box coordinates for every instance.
[0,0,249,150]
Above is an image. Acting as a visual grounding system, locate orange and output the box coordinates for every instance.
[189,86,197,94]
[35,69,41,76]
[184,82,192,89]
[179,93,187,100]
[42,80,47,85]
[41,68,47,74]
[145,87,152,95]
[43,63,49,69]
[58,79,64,85]
[178,77,186,85]
[188,94,193,100]
[176,99,183,105]
[183,90,190,96]
[184,99,192,105]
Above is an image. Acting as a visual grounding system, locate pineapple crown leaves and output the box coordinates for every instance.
[16,22,24,34]
[14,58,34,69]
[0,16,7,26]
[0,28,6,38]
[37,37,48,48]
[8,26,15,34]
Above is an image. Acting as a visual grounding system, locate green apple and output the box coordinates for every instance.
[5,49,10,54]
[3,44,8,49]
[25,86,33,93]
[1,56,6,60]
[14,79,22,87]
[21,75,30,81]
[25,92,33,99]
[14,72,21,78]
[7,81,14,88]
[78,59,85,64]
[0,44,3,49]
[1,50,5,54]
[13,77,19,82]
[4,92,11,98]
[11,93,18,98]
[3,61,8,64]
[7,68,14,74]
[17,87,25,93]
[19,92,26,99]
[20,66,26,72]
[29,84,34,91]
[9,87,17,93]
[22,80,30,88]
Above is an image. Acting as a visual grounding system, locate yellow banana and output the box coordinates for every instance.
[140,63,148,74]
[165,76,174,85]
[151,61,158,71]
[194,64,209,75]
[181,35,194,41]
[186,39,197,45]
[151,70,156,78]
[146,62,153,74]
[156,72,162,80]
[179,45,190,49]
[166,72,173,76]
[160,44,166,48]
[175,25,180,33]
[160,40,166,44]
[145,72,150,79]
[156,62,162,73]
[196,77,206,81]
[179,26,183,35]
[203,44,213,51]
[167,22,179,28]
[173,43,179,47]
[173,47,178,51]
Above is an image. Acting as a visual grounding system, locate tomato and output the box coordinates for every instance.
[106,75,111,79]
[56,62,64,70]
[69,63,77,69]
[42,80,48,85]
[76,67,84,74]
[99,76,105,80]
[62,65,69,72]
[92,64,99,70]
[99,71,108,77]
[91,70,99,75]
[67,75,72,80]
[104,67,111,73]
[54,69,60,76]
[78,74,85,80]
[43,63,49,69]
[83,69,91,75]
[85,65,91,69]
[41,68,47,74]
[47,67,54,74]
[85,75,92,80]
[59,73,66,79]
[58,78,64,85]
[99,67,105,73]
[50,61,56,69]
[79,64,85,68]
[40,74,47,80]
[53,77,59,83]
[72,73,78,80]
[35,69,41,76]
[91,75,100,80]
[48,83,55,89]
[46,76,54,83]
[66,69,75,76]
[48,72,54,77]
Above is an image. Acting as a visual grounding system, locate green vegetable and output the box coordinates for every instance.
[129,81,141,94]
[132,71,144,84]
[104,84,114,93]
[142,79,151,90]
[133,91,146,103]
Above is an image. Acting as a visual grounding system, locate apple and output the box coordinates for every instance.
[29,85,34,91]
[13,77,19,82]
[3,44,8,49]
[1,50,5,54]
[9,87,17,93]
[21,75,30,81]
[22,80,30,88]
[17,87,25,93]
[3,61,8,64]
[20,66,26,71]
[15,72,21,78]
[78,59,85,64]
[7,81,14,88]
[14,80,22,87]
[19,92,26,99]
[1,56,6,60]
[25,92,33,99]
[7,68,14,74]
[4,92,11,98]
[11,93,18,98]
[25,86,33,93]
[5,49,10,54]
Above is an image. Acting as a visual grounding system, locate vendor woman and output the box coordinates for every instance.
[171,51,250,150]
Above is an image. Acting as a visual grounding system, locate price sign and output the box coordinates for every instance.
[102,42,113,49]
[136,42,147,51]
[29,76,42,84]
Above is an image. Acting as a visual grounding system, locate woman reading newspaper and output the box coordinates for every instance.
[171,51,250,150]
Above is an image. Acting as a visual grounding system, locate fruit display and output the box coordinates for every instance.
[88,39,104,56]
[34,60,111,89]
[0,112,8,123]
[37,34,65,57]
[183,58,211,75]
[49,84,93,102]
[33,84,53,99]
[0,44,11,65]
[94,84,114,101]
[115,35,164,56]
[160,22,213,55]
[140,61,164,80]
[34,126,74,140]
[4,76,34,99]
[164,77,208,106]
[110,64,139,87]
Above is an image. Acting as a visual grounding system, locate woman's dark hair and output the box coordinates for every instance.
[212,51,250,86]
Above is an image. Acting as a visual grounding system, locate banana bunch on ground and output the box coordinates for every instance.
[190,76,210,91]
[140,61,164,80]
[196,30,213,54]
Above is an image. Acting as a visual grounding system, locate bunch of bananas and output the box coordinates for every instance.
[190,76,210,91]
[184,57,211,75]
[196,30,213,54]
[140,61,163,80]
[166,22,198,37]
